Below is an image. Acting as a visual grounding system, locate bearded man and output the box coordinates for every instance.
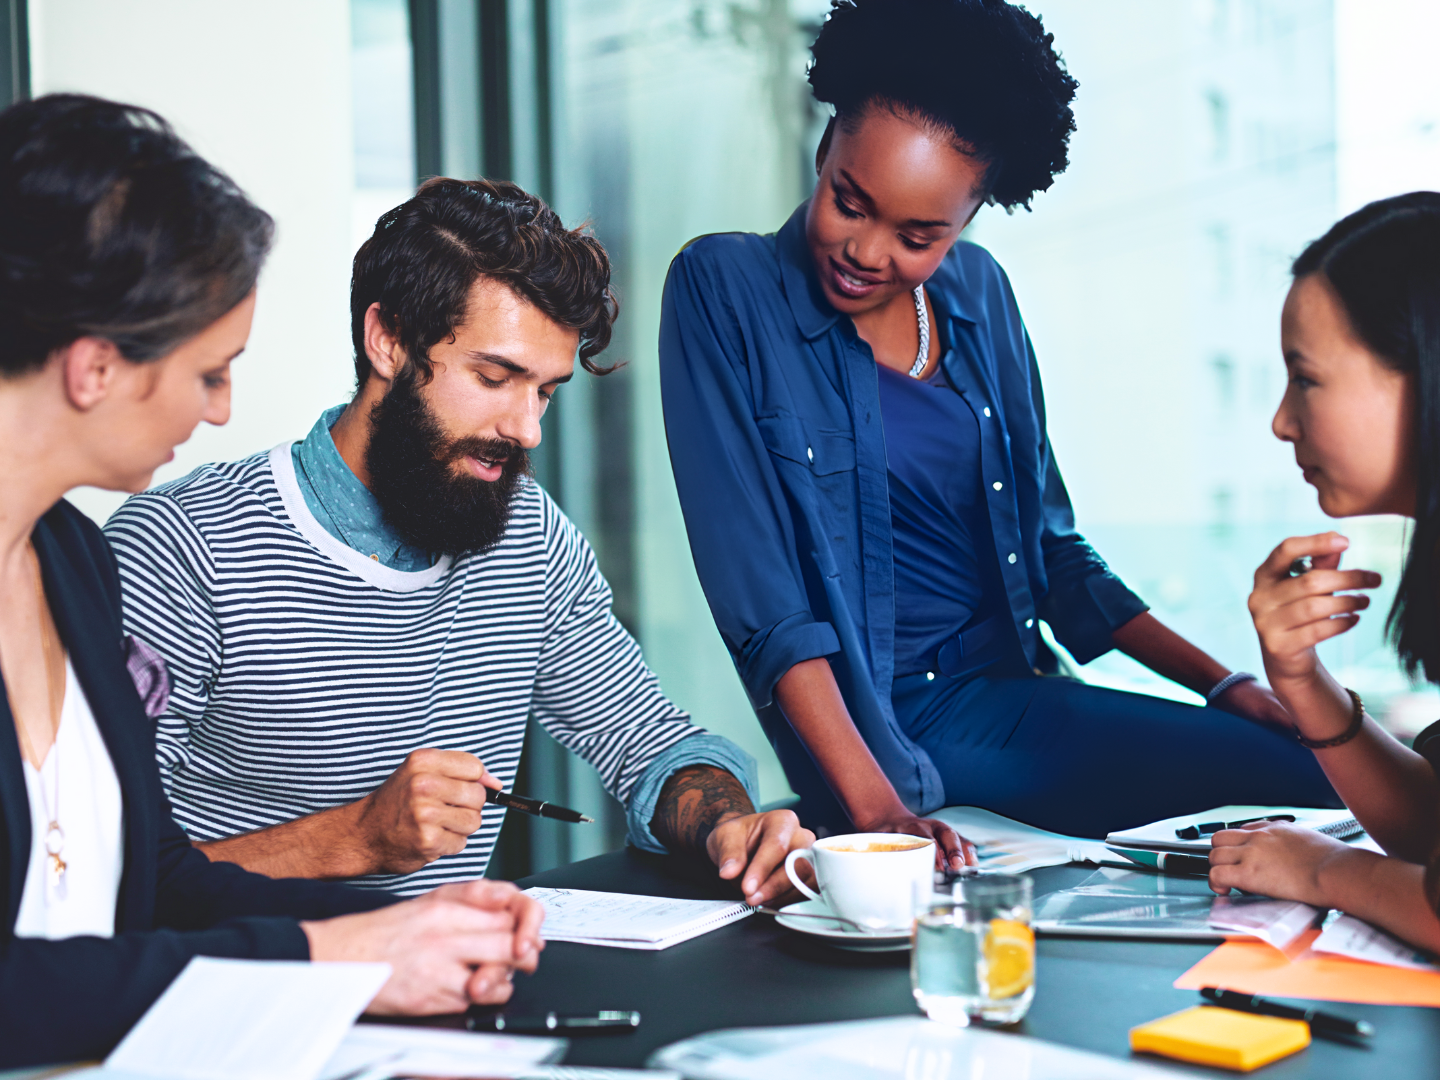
[104,178,812,904]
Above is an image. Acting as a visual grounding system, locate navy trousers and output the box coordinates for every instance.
[891,671,1342,839]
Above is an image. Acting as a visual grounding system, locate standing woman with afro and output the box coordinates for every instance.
[660,0,1339,863]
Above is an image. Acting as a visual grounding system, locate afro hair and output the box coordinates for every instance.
[808,0,1078,211]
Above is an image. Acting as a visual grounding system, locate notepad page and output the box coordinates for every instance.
[526,888,753,949]
[1107,806,1361,853]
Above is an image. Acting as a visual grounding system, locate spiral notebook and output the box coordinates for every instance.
[525,888,754,949]
[1105,805,1365,855]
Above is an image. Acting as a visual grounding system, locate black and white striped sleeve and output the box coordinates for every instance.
[103,490,223,781]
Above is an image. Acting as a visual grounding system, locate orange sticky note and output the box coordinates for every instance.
[1175,929,1440,1007]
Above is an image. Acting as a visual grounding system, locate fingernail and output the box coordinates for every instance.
[505,969,515,982]
[721,859,741,875]
[743,877,757,893]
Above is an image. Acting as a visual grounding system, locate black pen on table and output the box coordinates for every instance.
[486,786,594,823]
[1201,986,1374,1039]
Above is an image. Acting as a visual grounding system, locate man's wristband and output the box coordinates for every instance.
[1206,671,1257,705]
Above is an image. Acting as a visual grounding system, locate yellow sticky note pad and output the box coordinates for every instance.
[1130,1005,1310,1072]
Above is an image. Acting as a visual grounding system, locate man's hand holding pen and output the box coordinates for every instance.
[352,748,505,875]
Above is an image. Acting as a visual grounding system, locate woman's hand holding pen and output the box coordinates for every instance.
[1248,532,1380,734]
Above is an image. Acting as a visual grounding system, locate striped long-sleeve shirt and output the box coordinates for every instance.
[104,443,753,895]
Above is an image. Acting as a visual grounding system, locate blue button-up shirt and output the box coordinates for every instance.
[659,203,1147,820]
[290,405,760,851]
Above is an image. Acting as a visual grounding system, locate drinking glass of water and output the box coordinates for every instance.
[911,873,1035,1027]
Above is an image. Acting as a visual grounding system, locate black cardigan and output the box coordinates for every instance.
[1,500,393,1068]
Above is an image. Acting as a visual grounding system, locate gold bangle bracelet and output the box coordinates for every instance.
[1296,688,1366,750]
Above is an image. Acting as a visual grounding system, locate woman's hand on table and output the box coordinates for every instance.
[1207,820,1357,905]
[852,810,977,872]
[302,879,544,1015]
[708,808,816,906]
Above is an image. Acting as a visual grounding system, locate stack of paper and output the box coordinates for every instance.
[1176,921,1440,1007]
[525,888,752,949]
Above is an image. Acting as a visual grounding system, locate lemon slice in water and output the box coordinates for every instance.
[983,918,1035,1000]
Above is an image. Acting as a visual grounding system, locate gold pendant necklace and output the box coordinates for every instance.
[14,548,65,885]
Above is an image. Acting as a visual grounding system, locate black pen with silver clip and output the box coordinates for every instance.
[1200,986,1374,1039]
[486,787,594,823]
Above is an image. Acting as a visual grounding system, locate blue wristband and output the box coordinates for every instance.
[1207,671,1258,705]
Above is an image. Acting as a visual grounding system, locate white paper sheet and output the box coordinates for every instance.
[102,957,390,1080]
[524,888,752,949]
[1312,913,1440,971]
[929,806,1112,872]
[1208,896,1322,949]
[650,1016,1185,1080]
[318,1024,566,1080]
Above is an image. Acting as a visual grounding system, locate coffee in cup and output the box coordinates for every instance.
[783,832,935,931]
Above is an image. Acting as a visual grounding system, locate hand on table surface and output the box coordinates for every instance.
[1207,820,1356,904]
[1211,678,1293,733]
[707,808,816,906]
[1249,533,1380,692]
[851,810,977,873]
[302,879,544,1015]
[353,749,504,875]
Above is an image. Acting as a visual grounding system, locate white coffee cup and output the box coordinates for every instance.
[783,833,935,932]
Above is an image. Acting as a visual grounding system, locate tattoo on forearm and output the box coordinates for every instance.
[651,765,755,854]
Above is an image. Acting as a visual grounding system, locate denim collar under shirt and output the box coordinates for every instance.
[291,404,437,572]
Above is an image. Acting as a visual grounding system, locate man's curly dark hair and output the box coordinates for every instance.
[351,177,619,387]
[808,0,1078,211]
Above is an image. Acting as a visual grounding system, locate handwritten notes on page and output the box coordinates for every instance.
[1311,914,1440,972]
[525,888,753,949]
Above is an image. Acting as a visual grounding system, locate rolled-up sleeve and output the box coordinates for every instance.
[1023,333,1148,664]
[659,243,840,707]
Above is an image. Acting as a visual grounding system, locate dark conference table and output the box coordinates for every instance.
[443,848,1440,1078]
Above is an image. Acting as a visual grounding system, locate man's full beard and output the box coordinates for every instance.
[364,372,530,558]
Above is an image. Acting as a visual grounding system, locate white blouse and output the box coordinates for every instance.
[14,658,125,940]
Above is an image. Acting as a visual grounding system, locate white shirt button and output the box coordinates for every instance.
[1025,618,1034,628]
[806,446,814,462]
[983,407,992,417]
[1008,553,1017,564]
[992,481,1003,491]
[926,672,935,681]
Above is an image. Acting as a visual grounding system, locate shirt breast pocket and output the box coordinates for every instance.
[756,414,856,476]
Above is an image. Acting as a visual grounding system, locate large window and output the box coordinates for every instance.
[352,0,1440,874]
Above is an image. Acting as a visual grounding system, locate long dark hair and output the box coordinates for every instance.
[1293,192,1440,682]
[0,94,273,376]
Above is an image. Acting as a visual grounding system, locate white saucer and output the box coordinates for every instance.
[773,900,912,952]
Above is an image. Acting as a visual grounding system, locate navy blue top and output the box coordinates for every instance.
[659,203,1149,825]
[876,360,1006,676]
[2,501,391,1068]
